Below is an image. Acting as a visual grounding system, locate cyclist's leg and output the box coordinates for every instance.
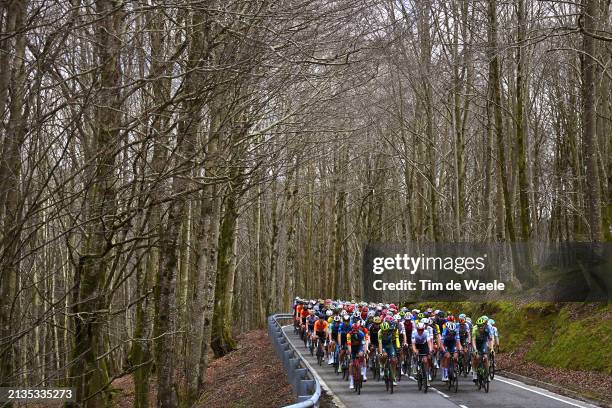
[387,345,398,383]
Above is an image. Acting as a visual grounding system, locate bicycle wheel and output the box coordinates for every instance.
[423,369,428,393]
[453,371,459,393]
[489,355,496,380]
[417,371,423,390]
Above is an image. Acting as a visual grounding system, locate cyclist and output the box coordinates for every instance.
[471,316,493,382]
[458,313,471,371]
[378,320,400,386]
[440,321,462,381]
[337,314,351,373]
[306,309,317,340]
[347,323,366,389]
[300,303,310,331]
[368,316,382,373]
[313,313,328,353]
[400,310,413,375]
[412,321,433,383]
[489,318,499,351]
[328,315,341,365]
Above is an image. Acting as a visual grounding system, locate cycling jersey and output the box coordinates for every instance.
[368,323,380,346]
[403,319,413,343]
[347,330,365,357]
[306,316,316,332]
[441,327,460,352]
[412,329,431,354]
[379,327,400,357]
[338,322,351,346]
[314,319,328,334]
[329,321,340,338]
[472,325,492,353]
[458,322,470,345]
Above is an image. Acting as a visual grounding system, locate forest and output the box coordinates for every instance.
[0,0,610,407]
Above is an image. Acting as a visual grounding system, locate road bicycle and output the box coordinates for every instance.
[308,334,315,356]
[351,356,363,395]
[430,347,439,380]
[341,351,351,380]
[416,353,429,393]
[447,353,459,393]
[293,318,300,335]
[458,344,471,376]
[489,348,496,380]
[315,337,325,366]
[401,344,412,379]
[382,355,395,394]
[475,352,490,393]
[369,348,380,381]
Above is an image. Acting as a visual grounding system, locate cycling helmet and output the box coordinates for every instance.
[417,313,425,320]
[343,314,350,321]
[458,313,466,319]
[426,308,433,313]
[401,307,408,313]
[333,315,341,322]
[489,319,496,325]
[482,315,489,321]
[416,322,425,330]
[385,315,394,322]
[466,317,472,324]
[352,311,360,318]
[447,315,455,322]
[393,314,401,321]
[476,316,488,326]
[314,314,319,320]
[326,310,333,317]
[446,322,457,331]
[434,309,440,315]
[376,305,383,311]
[422,317,430,325]
[380,321,390,331]
[399,311,406,317]
[437,310,445,318]
[389,304,397,310]
[373,316,382,324]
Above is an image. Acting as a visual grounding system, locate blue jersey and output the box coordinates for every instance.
[441,327,460,348]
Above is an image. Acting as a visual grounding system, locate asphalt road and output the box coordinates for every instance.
[282,326,600,408]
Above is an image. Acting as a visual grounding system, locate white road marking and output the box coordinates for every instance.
[459,405,469,408]
[496,376,591,408]
[433,388,449,398]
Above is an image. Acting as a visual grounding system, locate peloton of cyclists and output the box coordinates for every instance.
[291,297,500,390]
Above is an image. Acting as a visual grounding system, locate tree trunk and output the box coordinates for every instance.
[581,0,603,242]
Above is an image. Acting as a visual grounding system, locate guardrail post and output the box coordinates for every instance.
[269,313,321,408]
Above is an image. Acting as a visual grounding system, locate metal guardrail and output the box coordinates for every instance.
[268,314,321,408]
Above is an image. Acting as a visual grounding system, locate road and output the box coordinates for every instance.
[281,326,600,408]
